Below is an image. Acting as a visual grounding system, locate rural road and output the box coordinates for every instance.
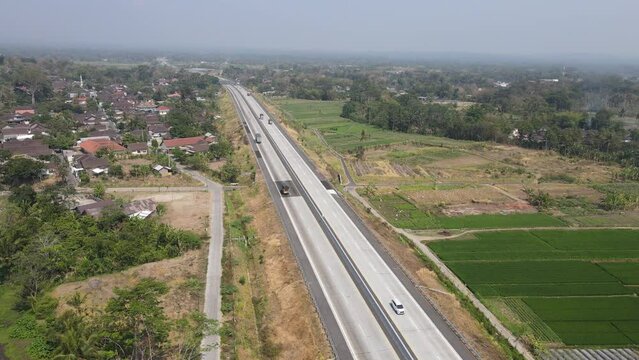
[175,167,225,360]
[227,84,474,360]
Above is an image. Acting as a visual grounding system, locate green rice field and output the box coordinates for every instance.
[428,229,639,346]
[275,99,464,152]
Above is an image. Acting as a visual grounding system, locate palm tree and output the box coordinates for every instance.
[52,315,100,360]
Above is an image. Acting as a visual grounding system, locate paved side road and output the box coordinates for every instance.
[177,168,224,360]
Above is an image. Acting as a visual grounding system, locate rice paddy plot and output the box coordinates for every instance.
[447,260,620,286]
[472,282,633,297]
[599,262,639,285]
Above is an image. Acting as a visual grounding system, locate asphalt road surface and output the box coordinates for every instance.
[226,84,474,360]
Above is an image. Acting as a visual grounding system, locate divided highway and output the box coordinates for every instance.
[226,84,474,360]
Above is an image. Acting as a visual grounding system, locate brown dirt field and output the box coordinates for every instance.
[480,145,618,183]
[208,159,226,171]
[498,183,603,202]
[242,172,331,359]
[344,193,507,360]
[443,202,536,216]
[51,248,208,321]
[113,191,211,235]
[407,186,515,207]
[427,154,492,169]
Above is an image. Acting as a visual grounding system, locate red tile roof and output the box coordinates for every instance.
[157,106,171,111]
[80,139,126,154]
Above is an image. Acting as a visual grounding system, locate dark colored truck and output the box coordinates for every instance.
[280,184,290,196]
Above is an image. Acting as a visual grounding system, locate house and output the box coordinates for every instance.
[75,199,116,217]
[1,139,52,158]
[127,142,148,155]
[144,113,161,124]
[186,142,211,154]
[81,129,121,143]
[152,164,171,177]
[162,136,216,152]
[136,100,157,112]
[1,123,48,142]
[14,106,36,116]
[74,154,109,175]
[6,113,32,124]
[75,95,88,106]
[129,129,146,141]
[123,199,157,219]
[157,106,171,116]
[147,123,171,138]
[79,139,126,155]
[167,92,181,99]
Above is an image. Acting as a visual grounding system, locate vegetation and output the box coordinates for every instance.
[362,191,564,229]
[428,229,639,346]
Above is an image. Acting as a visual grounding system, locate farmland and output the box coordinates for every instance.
[362,191,565,229]
[274,99,465,152]
[427,229,639,346]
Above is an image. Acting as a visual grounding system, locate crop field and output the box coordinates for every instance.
[362,192,564,229]
[274,99,464,152]
[427,229,639,345]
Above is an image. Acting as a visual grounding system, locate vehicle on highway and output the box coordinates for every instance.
[268,118,272,124]
[255,133,262,143]
[247,92,251,96]
[259,113,264,119]
[391,299,405,315]
[280,184,290,195]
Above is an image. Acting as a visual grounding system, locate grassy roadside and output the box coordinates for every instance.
[219,89,331,359]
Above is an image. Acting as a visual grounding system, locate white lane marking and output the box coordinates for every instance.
[229,86,397,360]
[238,86,462,359]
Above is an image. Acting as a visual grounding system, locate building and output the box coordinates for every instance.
[127,142,148,155]
[1,123,48,142]
[73,154,109,175]
[152,164,171,176]
[147,123,171,138]
[79,139,126,155]
[81,129,121,143]
[1,139,52,158]
[157,106,171,116]
[136,100,157,112]
[123,199,157,219]
[161,135,216,152]
[75,199,116,217]
[14,106,36,116]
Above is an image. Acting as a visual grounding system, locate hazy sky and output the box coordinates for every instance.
[1,0,637,57]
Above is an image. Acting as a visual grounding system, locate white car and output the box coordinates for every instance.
[391,298,405,315]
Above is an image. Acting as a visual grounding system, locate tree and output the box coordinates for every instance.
[219,161,240,183]
[1,158,46,186]
[13,63,49,105]
[9,185,37,211]
[209,137,232,160]
[0,149,11,162]
[100,279,170,359]
[51,311,100,360]
[109,164,124,178]
[93,182,106,199]
[591,109,613,130]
